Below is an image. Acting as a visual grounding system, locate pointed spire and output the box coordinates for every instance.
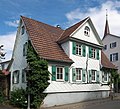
[104,9,110,36]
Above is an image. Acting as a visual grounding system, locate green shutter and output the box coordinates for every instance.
[72,68,76,81]
[96,71,99,82]
[82,45,86,57]
[89,47,92,58]
[96,49,99,60]
[89,70,92,82]
[65,66,69,81]
[52,66,56,81]
[82,69,86,82]
[72,42,76,55]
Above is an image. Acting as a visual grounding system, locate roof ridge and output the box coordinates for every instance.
[21,16,64,31]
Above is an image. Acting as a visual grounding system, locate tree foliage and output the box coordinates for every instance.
[26,41,50,108]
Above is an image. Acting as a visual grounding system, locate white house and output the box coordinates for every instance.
[9,16,116,107]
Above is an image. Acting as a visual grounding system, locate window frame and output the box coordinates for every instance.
[23,42,28,56]
[110,42,116,48]
[76,68,82,81]
[21,26,25,35]
[56,67,64,81]
[103,45,107,50]
[91,70,96,82]
[76,43,82,56]
[104,72,108,82]
[13,70,20,84]
[110,53,118,62]
[22,69,27,83]
[91,48,96,59]
[84,26,90,36]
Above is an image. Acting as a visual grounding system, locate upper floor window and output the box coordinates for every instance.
[22,69,27,83]
[72,42,86,57]
[103,45,107,50]
[91,48,96,59]
[84,26,90,36]
[13,70,19,84]
[76,68,82,81]
[110,42,116,48]
[110,53,118,62]
[76,43,82,55]
[23,42,27,56]
[21,26,25,35]
[89,47,99,60]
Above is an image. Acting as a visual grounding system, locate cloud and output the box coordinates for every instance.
[0,32,16,61]
[65,1,120,38]
[5,20,19,27]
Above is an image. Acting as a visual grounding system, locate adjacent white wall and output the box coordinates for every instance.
[103,35,120,73]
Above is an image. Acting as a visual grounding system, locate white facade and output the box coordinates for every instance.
[10,17,111,108]
[102,34,120,73]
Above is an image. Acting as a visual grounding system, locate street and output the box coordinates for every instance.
[84,100,120,109]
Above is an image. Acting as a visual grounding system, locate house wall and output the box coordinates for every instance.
[42,90,109,107]
[10,22,28,91]
[103,35,120,73]
[71,22,100,45]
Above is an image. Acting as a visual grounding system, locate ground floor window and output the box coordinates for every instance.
[13,70,19,84]
[91,70,96,81]
[104,72,108,82]
[56,67,63,81]
[22,69,27,83]
[76,68,82,81]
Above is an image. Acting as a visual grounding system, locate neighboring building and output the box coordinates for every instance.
[102,15,120,73]
[9,16,116,107]
[0,60,11,97]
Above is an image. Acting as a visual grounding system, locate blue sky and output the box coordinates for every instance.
[1,0,120,61]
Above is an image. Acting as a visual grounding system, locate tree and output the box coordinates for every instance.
[26,41,50,108]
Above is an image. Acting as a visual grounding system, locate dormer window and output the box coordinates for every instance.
[84,26,90,36]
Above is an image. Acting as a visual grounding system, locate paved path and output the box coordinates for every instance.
[41,93,120,109]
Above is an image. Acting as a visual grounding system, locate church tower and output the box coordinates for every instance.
[104,9,110,37]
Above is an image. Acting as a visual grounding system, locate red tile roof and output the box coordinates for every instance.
[21,16,73,63]
[101,51,116,69]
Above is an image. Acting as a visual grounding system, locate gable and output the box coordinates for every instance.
[70,19,102,46]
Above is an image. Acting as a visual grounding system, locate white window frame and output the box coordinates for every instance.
[84,26,90,36]
[76,68,82,81]
[110,42,116,48]
[91,48,96,59]
[91,70,96,82]
[76,43,82,56]
[110,53,118,62]
[13,70,19,84]
[103,45,107,50]
[56,67,64,81]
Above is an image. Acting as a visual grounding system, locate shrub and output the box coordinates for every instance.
[0,87,5,104]
[10,88,27,108]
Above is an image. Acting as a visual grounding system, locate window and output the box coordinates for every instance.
[84,26,90,36]
[91,48,96,59]
[110,53,118,62]
[104,73,108,81]
[76,68,82,81]
[91,70,96,81]
[21,26,25,35]
[13,70,19,84]
[76,43,82,55]
[56,67,63,80]
[103,45,107,50]
[23,42,27,56]
[110,42,116,48]
[22,69,27,83]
